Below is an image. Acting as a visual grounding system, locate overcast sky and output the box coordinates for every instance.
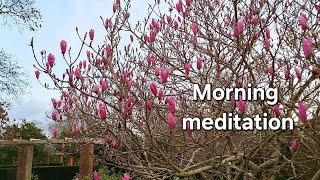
[1,0,150,132]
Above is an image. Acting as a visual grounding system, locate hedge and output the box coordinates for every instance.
[0,165,100,180]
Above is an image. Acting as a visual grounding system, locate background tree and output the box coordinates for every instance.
[0,119,49,165]
[0,0,42,104]
[32,0,320,179]
[0,0,41,31]
[0,102,9,138]
[48,121,82,160]
[0,50,28,103]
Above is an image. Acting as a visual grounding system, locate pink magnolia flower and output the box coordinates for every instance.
[298,102,307,123]
[196,58,202,69]
[57,100,62,107]
[105,45,112,57]
[75,128,80,136]
[83,60,87,68]
[73,122,77,128]
[185,63,190,75]
[89,29,94,40]
[294,67,302,80]
[186,121,192,134]
[130,34,133,42]
[61,143,65,151]
[268,66,273,75]
[35,70,40,79]
[236,79,242,87]
[298,14,308,30]
[264,38,270,51]
[150,31,156,42]
[150,83,157,96]
[146,100,152,110]
[158,88,164,100]
[168,113,175,128]
[316,5,320,12]
[144,34,150,43]
[96,58,101,66]
[105,135,110,145]
[251,15,258,25]
[124,98,133,115]
[79,61,83,69]
[284,70,290,80]
[105,19,111,29]
[52,111,57,121]
[265,27,270,38]
[48,53,55,67]
[302,37,312,58]
[176,0,183,12]
[185,0,191,6]
[191,22,198,35]
[86,50,91,59]
[51,98,57,108]
[75,68,81,79]
[311,67,319,75]
[113,3,117,12]
[273,104,280,117]
[64,105,69,112]
[52,128,58,138]
[154,66,160,76]
[166,15,172,23]
[122,173,130,180]
[111,140,118,149]
[92,84,100,94]
[100,79,107,91]
[166,97,176,113]
[147,56,155,65]
[236,96,246,113]
[174,21,179,30]
[193,35,197,43]
[236,20,244,34]
[69,71,74,82]
[60,40,67,55]
[160,68,169,83]
[99,103,107,119]
[93,170,99,180]
[291,139,298,150]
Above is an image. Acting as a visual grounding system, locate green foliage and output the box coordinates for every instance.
[0,120,49,165]
[98,167,122,180]
[72,167,123,180]
[0,146,19,165]
[20,121,46,139]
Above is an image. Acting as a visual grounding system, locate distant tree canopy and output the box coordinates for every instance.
[2,119,46,140]
[0,102,9,137]
[0,0,42,104]
[0,0,42,31]
[0,119,48,165]
[0,102,8,121]
[0,50,28,103]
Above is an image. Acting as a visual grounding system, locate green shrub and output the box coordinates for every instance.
[73,167,122,180]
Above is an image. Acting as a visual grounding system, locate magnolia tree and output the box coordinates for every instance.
[32,0,320,179]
